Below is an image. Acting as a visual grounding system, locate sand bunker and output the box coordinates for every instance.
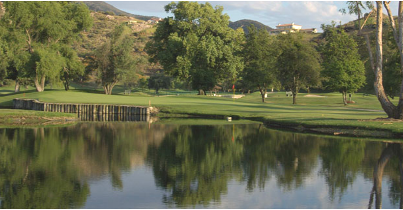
[304,94,326,97]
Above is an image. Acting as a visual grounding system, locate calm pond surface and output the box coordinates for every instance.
[0,120,402,208]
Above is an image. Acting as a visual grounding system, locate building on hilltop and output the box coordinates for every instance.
[269,23,317,35]
[148,18,163,24]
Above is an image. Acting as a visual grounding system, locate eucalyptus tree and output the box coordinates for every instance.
[1,2,92,92]
[342,1,403,119]
[146,2,244,95]
[95,24,137,95]
[321,24,365,105]
[242,25,278,102]
[276,33,321,104]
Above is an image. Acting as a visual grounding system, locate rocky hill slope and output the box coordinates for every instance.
[83,1,155,21]
[229,19,272,34]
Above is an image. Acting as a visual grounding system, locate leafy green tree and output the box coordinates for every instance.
[146,2,244,95]
[0,26,9,83]
[277,33,321,104]
[95,24,137,95]
[381,28,402,100]
[138,77,148,92]
[242,25,278,102]
[1,2,92,92]
[59,45,85,91]
[148,72,172,94]
[321,24,365,105]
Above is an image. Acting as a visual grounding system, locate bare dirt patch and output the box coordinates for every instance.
[358,118,403,122]
[304,94,326,97]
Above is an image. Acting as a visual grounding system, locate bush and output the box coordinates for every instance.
[2,79,13,86]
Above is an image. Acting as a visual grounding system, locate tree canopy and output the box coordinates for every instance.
[146,1,244,95]
[321,24,365,105]
[1,2,92,92]
[95,24,138,95]
[277,33,321,104]
[242,25,278,102]
[148,72,173,95]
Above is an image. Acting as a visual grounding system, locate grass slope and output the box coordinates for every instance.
[1,84,402,134]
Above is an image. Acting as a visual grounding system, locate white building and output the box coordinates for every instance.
[269,23,317,35]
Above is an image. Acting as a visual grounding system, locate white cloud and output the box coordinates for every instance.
[217,1,283,12]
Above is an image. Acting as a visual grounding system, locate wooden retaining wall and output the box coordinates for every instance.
[12,98,154,120]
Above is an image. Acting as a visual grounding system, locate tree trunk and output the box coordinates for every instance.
[292,77,298,104]
[342,92,347,105]
[372,145,393,209]
[258,84,266,103]
[292,92,297,104]
[260,89,266,103]
[63,79,70,91]
[14,80,20,93]
[356,2,361,31]
[374,2,398,118]
[63,70,70,91]
[365,34,375,72]
[34,75,45,92]
[103,84,115,95]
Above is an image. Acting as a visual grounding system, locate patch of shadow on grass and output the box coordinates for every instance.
[71,88,105,94]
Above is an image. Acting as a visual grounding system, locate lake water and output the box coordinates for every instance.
[0,121,402,208]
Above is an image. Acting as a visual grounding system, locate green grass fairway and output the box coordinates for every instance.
[0,85,402,134]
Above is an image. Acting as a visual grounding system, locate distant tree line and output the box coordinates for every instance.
[145,2,365,105]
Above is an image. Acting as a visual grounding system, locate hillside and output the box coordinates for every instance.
[229,19,272,34]
[82,1,155,21]
[73,11,161,82]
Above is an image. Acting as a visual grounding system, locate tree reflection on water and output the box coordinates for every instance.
[0,123,402,208]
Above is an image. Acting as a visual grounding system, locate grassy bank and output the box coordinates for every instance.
[0,84,402,136]
[0,109,77,126]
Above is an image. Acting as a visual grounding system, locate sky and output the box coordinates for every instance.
[105,1,400,32]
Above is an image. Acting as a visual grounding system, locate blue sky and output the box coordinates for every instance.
[105,1,398,31]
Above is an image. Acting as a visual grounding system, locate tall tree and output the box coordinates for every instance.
[321,24,366,105]
[59,45,85,91]
[146,2,244,95]
[148,72,173,95]
[1,2,92,92]
[341,1,403,119]
[242,25,278,102]
[95,24,137,95]
[277,33,321,104]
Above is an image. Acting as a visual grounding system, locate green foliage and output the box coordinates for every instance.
[148,72,173,94]
[320,24,366,104]
[146,2,244,93]
[319,139,365,201]
[59,45,85,91]
[277,33,321,104]
[383,29,402,99]
[1,2,92,91]
[0,25,9,82]
[242,25,278,102]
[95,24,138,94]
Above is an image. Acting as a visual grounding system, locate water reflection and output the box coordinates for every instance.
[368,143,403,209]
[78,113,152,122]
[0,122,402,208]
